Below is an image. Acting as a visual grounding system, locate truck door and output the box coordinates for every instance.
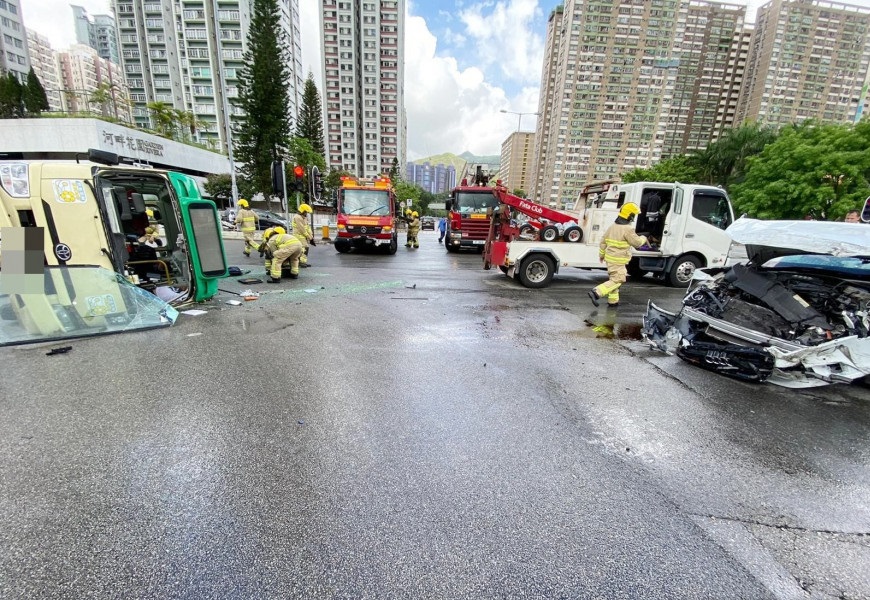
[167,171,227,301]
[660,185,734,262]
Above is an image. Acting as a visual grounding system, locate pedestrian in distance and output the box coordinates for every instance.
[406,210,421,248]
[845,209,861,223]
[588,202,647,308]
[234,199,260,257]
[266,226,303,283]
[292,203,316,267]
[438,216,447,243]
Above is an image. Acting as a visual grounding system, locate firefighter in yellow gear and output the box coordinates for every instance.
[266,226,303,282]
[234,199,259,257]
[405,210,420,248]
[292,203,315,267]
[259,226,277,273]
[588,202,647,308]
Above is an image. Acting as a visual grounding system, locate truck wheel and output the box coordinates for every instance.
[668,254,701,287]
[519,224,535,237]
[541,225,560,242]
[563,226,583,243]
[335,241,350,253]
[385,235,398,255]
[445,236,459,252]
[518,254,555,288]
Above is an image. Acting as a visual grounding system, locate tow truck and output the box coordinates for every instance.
[333,175,398,254]
[443,165,502,252]
[483,181,736,288]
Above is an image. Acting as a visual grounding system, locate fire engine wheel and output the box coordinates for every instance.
[540,225,560,242]
[563,226,583,243]
[518,254,555,288]
[335,241,351,253]
[668,254,701,287]
[385,236,398,254]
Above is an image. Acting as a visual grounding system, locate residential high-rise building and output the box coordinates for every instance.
[25,29,63,112]
[0,0,30,82]
[737,0,870,128]
[72,5,121,65]
[530,5,563,207]
[112,0,304,153]
[321,0,406,178]
[57,44,131,123]
[405,161,456,194]
[498,132,535,195]
[662,1,745,156]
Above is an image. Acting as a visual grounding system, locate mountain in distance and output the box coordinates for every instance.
[412,151,500,176]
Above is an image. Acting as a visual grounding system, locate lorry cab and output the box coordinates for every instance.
[591,182,734,286]
[0,150,227,345]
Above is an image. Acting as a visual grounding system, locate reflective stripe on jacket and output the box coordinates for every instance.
[235,208,258,232]
[267,233,301,253]
[599,222,647,265]
[292,213,313,243]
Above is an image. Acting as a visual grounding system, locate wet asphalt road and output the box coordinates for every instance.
[1,229,868,599]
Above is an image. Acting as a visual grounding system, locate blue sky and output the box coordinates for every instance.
[26,0,869,161]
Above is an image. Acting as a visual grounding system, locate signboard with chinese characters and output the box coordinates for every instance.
[100,130,165,158]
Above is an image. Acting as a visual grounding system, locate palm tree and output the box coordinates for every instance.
[147,101,177,138]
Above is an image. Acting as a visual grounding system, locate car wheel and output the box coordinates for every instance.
[668,254,701,287]
[335,241,350,254]
[540,225,560,242]
[563,226,583,243]
[517,253,555,288]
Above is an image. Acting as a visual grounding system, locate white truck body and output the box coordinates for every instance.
[501,182,735,288]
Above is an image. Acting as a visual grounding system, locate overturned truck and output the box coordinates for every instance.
[642,218,870,388]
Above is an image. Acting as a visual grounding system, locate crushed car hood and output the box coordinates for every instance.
[726,217,870,263]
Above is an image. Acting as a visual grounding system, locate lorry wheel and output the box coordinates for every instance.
[563,226,583,243]
[518,254,555,288]
[541,225,560,242]
[335,241,350,253]
[668,255,701,287]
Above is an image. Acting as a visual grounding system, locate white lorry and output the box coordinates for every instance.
[483,181,736,288]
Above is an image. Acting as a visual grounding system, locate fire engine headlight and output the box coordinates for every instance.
[0,163,29,198]
[337,223,346,230]
[382,225,392,232]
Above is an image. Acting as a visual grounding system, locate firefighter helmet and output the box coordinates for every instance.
[618,202,640,220]
[412,211,419,218]
[238,199,249,208]
[263,227,276,240]
[272,226,286,236]
[299,203,313,214]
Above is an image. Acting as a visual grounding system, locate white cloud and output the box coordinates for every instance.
[22,0,111,50]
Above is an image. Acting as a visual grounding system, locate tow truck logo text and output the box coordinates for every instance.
[519,201,543,214]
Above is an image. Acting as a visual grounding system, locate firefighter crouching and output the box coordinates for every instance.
[292,203,316,267]
[588,202,647,308]
[259,227,277,273]
[266,226,303,283]
[235,199,260,257]
[405,210,420,248]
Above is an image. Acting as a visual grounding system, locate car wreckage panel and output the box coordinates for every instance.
[643,263,870,388]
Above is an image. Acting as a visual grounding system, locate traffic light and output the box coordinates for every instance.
[311,166,323,201]
[293,164,305,192]
[271,160,285,197]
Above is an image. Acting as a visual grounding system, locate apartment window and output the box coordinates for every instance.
[147,34,164,43]
[183,10,205,19]
[195,103,215,114]
[185,28,207,40]
[149,49,167,58]
[191,66,212,77]
[218,10,240,20]
[151,64,169,73]
[219,29,241,41]
[192,85,213,95]
[145,19,163,28]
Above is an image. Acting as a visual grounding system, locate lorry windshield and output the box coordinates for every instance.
[455,192,499,214]
[692,192,733,230]
[341,189,391,216]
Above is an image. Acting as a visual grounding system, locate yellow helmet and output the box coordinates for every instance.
[618,202,640,220]
[263,227,276,240]
[412,211,419,218]
[273,226,286,236]
[405,209,412,216]
[238,199,248,208]
[144,226,157,235]
[299,203,313,214]
[145,208,154,218]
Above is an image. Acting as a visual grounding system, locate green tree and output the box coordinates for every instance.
[394,180,422,214]
[232,0,292,195]
[204,173,234,208]
[731,121,870,220]
[689,122,778,187]
[22,68,49,115]
[0,73,24,118]
[147,101,177,137]
[511,189,528,198]
[295,72,324,156]
[388,158,400,182]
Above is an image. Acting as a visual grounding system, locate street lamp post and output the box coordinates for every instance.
[500,109,540,132]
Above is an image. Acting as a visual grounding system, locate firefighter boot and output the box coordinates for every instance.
[587,290,600,307]
[268,276,281,283]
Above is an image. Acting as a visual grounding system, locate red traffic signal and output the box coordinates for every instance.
[293,165,305,178]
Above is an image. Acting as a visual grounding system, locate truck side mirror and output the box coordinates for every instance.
[862,196,870,223]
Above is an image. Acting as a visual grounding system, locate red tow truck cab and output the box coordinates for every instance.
[443,166,501,253]
[333,175,399,255]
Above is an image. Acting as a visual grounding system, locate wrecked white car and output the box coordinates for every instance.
[642,218,870,388]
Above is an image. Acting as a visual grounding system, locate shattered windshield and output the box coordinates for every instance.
[0,266,179,347]
[340,190,391,216]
